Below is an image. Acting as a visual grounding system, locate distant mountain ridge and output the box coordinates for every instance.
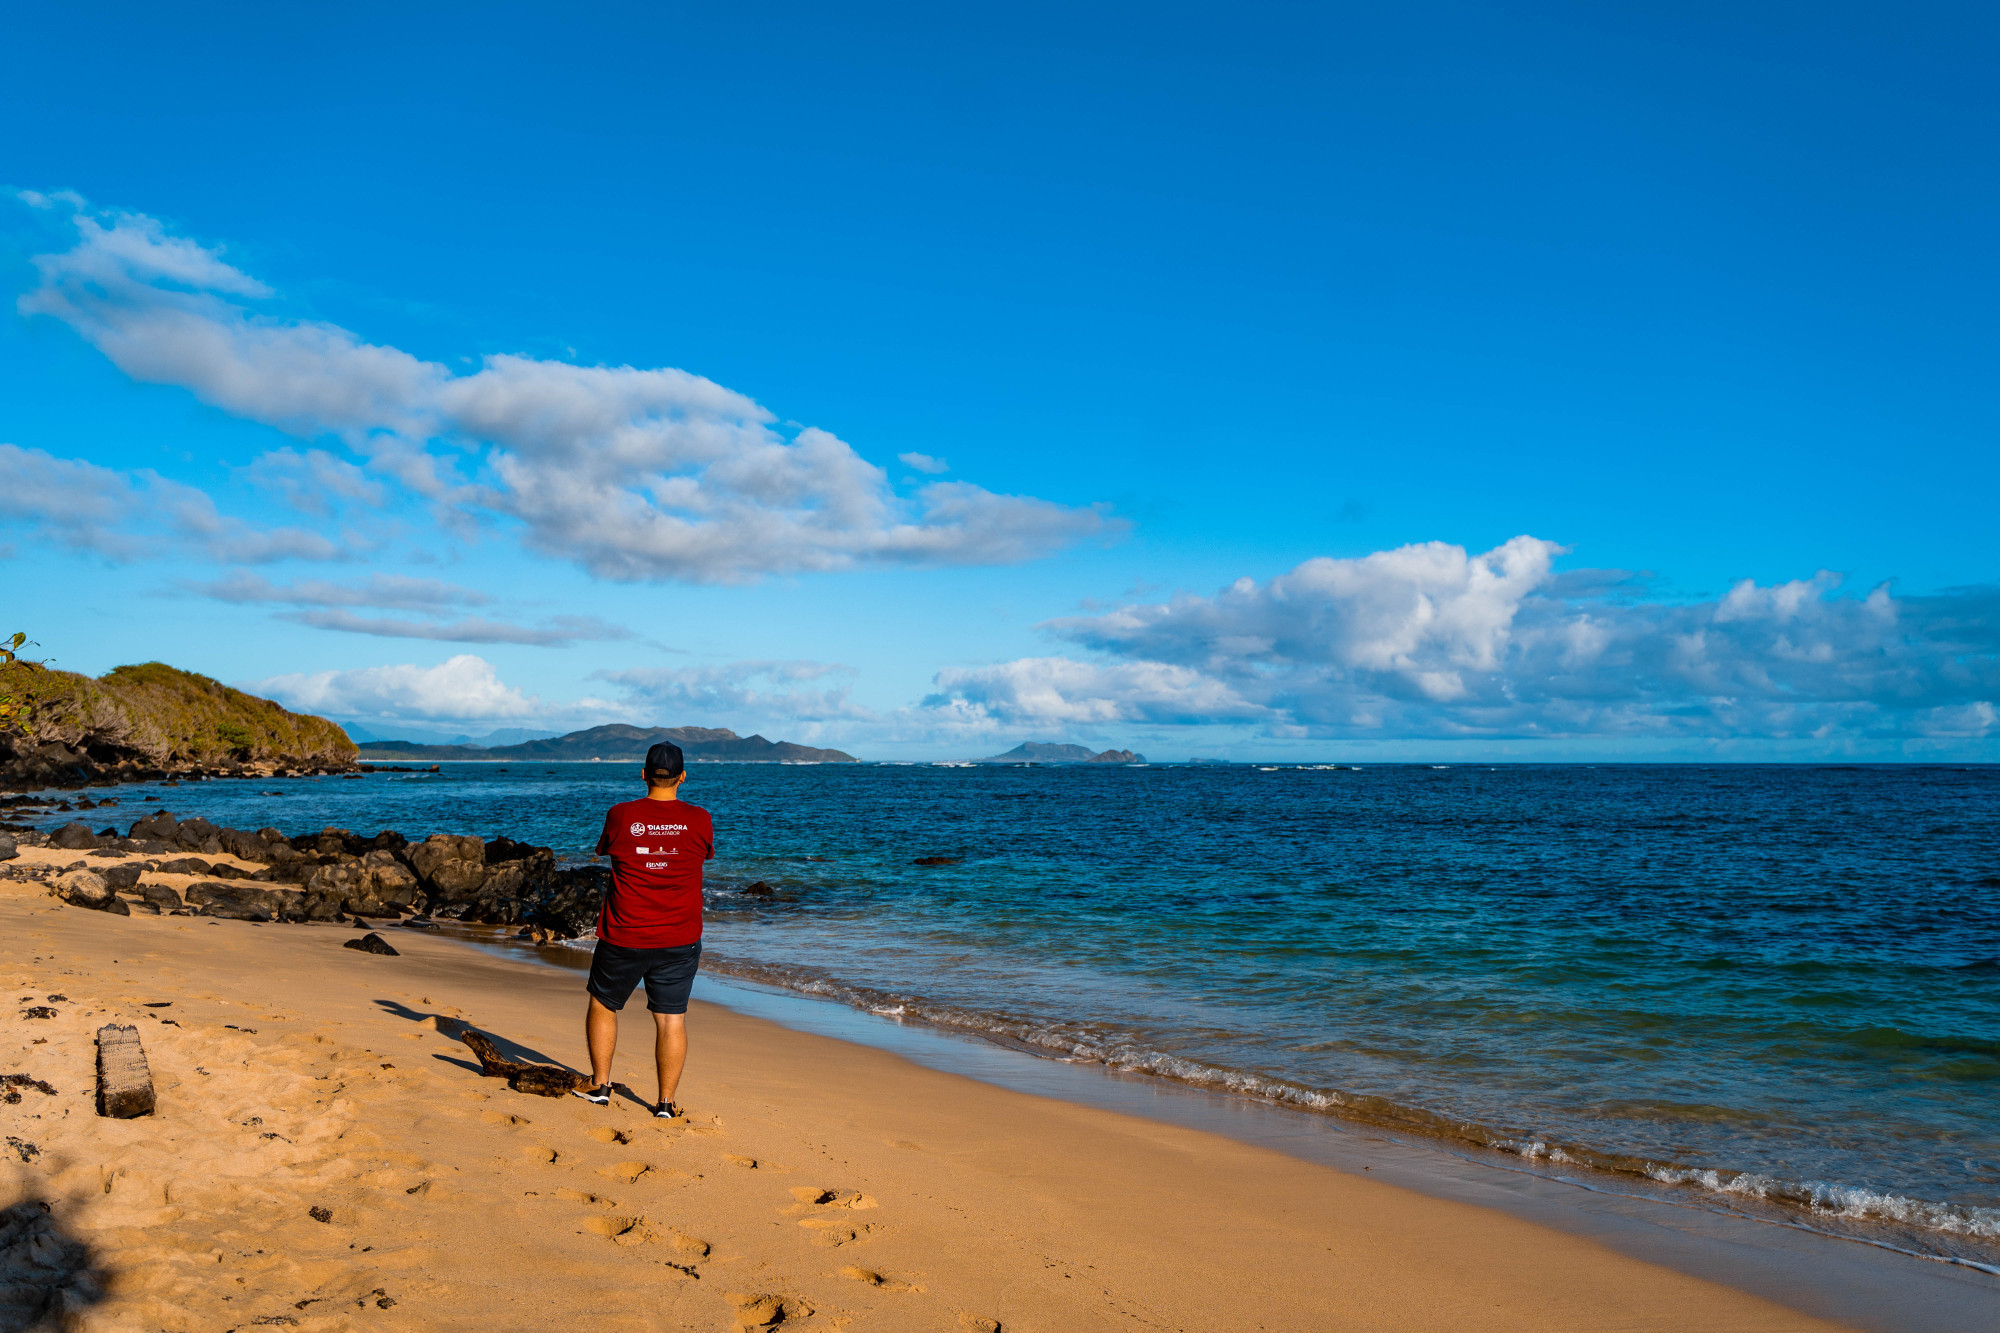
[979,742,1146,764]
[357,723,856,764]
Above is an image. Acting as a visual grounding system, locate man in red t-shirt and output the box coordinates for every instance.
[573,741,714,1117]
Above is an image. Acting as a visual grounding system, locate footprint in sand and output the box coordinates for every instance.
[796,1217,875,1247]
[482,1111,531,1126]
[786,1187,877,1211]
[726,1292,813,1330]
[523,1146,560,1163]
[840,1265,920,1293]
[585,1127,630,1145]
[555,1187,609,1205]
[722,1154,765,1170]
[665,1231,709,1258]
[597,1160,652,1184]
[582,1214,649,1245]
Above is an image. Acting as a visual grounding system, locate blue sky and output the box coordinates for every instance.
[3,1,1995,759]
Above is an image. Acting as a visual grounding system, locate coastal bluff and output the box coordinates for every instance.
[358,723,856,764]
[0,660,356,791]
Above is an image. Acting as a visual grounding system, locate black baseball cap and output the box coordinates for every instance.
[644,742,685,780]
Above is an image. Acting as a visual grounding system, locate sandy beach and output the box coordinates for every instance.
[1,842,1858,1333]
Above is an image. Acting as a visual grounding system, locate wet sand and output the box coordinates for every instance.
[1,848,1857,1332]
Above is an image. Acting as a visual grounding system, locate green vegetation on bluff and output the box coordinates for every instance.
[0,657,356,776]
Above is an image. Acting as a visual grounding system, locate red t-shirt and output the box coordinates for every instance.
[593,798,714,948]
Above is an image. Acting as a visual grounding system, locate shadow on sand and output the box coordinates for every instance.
[371,1000,572,1068]
[0,1199,107,1332]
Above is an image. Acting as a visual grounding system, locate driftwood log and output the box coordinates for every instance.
[458,1029,584,1097]
[96,1025,156,1118]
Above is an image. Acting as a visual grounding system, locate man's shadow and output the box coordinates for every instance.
[0,1198,108,1331]
[372,999,574,1072]
[371,999,651,1109]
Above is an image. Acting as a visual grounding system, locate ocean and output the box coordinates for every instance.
[29,760,2000,1267]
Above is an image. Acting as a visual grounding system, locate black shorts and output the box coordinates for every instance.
[586,939,702,1014]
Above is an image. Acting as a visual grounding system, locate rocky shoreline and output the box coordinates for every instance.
[1,809,608,939]
[0,747,357,792]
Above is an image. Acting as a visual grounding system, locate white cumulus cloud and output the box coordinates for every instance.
[924,537,2000,742]
[248,654,543,722]
[19,200,1116,583]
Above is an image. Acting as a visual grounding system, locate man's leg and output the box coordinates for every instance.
[652,1011,687,1105]
[586,996,619,1088]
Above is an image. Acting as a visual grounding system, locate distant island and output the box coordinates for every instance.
[978,742,1146,764]
[357,723,857,764]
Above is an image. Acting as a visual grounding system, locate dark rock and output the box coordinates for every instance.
[138,883,183,911]
[172,817,224,854]
[343,933,400,956]
[407,834,487,901]
[132,810,186,841]
[96,826,118,838]
[206,862,256,881]
[309,1206,332,1223]
[184,881,277,922]
[101,864,143,892]
[217,828,272,862]
[155,857,214,876]
[50,822,98,850]
[534,864,609,939]
[743,881,775,897]
[22,1006,58,1019]
[0,834,14,861]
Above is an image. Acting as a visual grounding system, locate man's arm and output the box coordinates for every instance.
[595,811,613,858]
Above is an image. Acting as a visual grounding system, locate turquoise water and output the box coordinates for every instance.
[36,761,2000,1262]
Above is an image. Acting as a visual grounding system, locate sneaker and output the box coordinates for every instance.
[573,1083,611,1105]
[654,1100,681,1119]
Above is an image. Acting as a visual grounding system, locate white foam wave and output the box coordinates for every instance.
[1644,1166,2000,1239]
[690,949,2000,1257]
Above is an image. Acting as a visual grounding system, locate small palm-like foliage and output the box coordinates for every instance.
[0,632,44,734]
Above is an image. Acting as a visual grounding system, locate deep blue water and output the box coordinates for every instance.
[28,761,2000,1258]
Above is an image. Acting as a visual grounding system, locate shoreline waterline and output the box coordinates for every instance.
[442,923,2000,1332]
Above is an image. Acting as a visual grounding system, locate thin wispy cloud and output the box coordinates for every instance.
[599,660,875,722]
[17,198,1118,583]
[184,572,631,645]
[927,537,2000,742]
[189,571,491,610]
[0,442,347,564]
[279,609,632,647]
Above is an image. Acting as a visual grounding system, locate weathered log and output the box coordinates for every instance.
[96,1025,155,1118]
[458,1028,584,1097]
